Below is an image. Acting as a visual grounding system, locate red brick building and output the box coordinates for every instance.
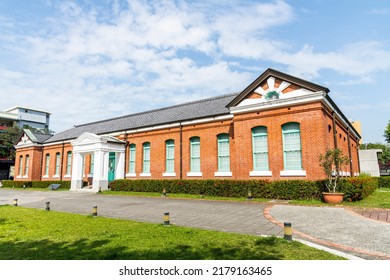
[14,69,361,192]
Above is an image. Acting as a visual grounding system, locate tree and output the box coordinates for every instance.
[0,126,22,160]
[319,148,350,193]
[385,120,390,144]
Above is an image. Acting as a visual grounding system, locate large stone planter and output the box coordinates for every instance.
[322,192,344,204]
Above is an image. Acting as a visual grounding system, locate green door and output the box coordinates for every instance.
[108,152,116,182]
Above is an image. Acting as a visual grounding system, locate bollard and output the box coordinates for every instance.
[247,189,253,200]
[13,199,18,206]
[92,206,98,216]
[46,202,50,211]
[163,212,170,226]
[284,222,292,241]
[162,188,167,197]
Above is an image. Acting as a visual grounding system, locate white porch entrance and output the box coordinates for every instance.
[70,133,125,192]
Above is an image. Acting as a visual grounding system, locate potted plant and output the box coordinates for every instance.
[319,148,349,204]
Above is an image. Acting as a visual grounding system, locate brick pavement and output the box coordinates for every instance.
[348,208,390,223]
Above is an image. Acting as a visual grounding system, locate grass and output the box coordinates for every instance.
[0,205,345,260]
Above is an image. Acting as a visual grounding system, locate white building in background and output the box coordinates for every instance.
[4,106,51,130]
[358,149,382,177]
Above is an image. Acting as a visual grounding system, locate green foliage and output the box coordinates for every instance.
[378,177,390,188]
[110,178,376,202]
[0,126,22,160]
[1,180,32,188]
[319,148,350,193]
[1,180,70,189]
[360,142,390,164]
[338,178,378,202]
[384,120,390,144]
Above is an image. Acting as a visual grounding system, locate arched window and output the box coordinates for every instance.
[44,154,50,176]
[282,122,302,170]
[190,137,200,172]
[142,142,151,173]
[128,144,136,174]
[55,152,61,176]
[252,126,269,171]
[66,151,72,175]
[165,140,175,173]
[25,155,29,176]
[217,134,230,172]
[18,155,23,176]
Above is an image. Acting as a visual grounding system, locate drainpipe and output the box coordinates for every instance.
[347,129,353,176]
[124,132,128,178]
[39,146,44,181]
[332,112,338,149]
[179,123,183,179]
[60,142,64,181]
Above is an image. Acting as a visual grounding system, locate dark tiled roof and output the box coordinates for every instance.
[45,93,239,143]
[33,131,53,143]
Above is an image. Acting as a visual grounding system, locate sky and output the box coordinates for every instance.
[0,0,389,143]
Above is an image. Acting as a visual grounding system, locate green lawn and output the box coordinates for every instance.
[0,206,344,260]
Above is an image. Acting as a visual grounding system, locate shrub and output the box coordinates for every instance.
[378,177,390,188]
[0,180,70,189]
[1,180,32,188]
[338,177,378,202]
[31,181,71,189]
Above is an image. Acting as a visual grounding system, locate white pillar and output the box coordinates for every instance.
[116,151,125,180]
[92,150,108,192]
[71,152,84,191]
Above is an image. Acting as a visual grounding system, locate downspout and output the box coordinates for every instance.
[332,112,338,149]
[39,145,43,181]
[347,129,353,176]
[179,123,183,180]
[124,132,128,178]
[60,142,65,181]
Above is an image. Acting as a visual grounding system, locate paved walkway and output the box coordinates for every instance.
[1,189,389,260]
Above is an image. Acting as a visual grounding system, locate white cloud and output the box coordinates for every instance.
[0,0,390,135]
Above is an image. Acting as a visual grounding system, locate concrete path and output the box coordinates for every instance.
[1,189,389,260]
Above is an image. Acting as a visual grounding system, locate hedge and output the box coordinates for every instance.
[378,177,390,188]
[1,180,70,189]
[109,178,378,202]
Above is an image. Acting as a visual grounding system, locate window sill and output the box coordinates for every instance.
[16,175,22,179]
[214,171,232,177]
[250,170,272,177]
[280,170,306,177]
[140,173,151,177]
[42,175,49,178]
[163,172,176,177]
[64,175,71,178]
[53,175,60,178]
[187,172,202,177]
[126,173,137,178]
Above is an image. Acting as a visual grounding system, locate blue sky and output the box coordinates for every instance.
[0,0,389,143]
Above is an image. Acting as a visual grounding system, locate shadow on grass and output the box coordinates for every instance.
[0,237,284,260]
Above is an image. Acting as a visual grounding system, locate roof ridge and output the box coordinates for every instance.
[74,92,239,128]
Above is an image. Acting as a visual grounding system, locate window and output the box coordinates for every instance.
[45,154,50,176]
[190,137,200,172]
[128,144,136,174]
[55,152,61,176]
[217,134,230,172]
[282,122,302,170]
[165,140,175,173]
[142,142,150,173]
[66,151,72,175]
[25,155,29,176]
[252,127,269,171]
[18,156,23,176]
[89,153,94,175]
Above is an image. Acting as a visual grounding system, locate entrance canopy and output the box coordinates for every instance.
[70,133,125,192]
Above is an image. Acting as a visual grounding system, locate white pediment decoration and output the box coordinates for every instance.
[237,76,314,107]
[15,133,33,148]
